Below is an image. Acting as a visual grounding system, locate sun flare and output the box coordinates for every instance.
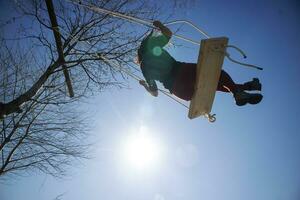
[122,126,162,170]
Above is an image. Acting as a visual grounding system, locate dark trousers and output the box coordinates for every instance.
[171,63,243,101]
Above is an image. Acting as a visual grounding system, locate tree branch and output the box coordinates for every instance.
[45,0,74,97]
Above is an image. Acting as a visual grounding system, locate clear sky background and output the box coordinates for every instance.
[1,0,300,200]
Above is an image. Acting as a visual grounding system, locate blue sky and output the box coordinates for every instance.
[1,0,300,200]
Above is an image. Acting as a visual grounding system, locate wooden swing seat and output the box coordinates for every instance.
[188,37,228,120]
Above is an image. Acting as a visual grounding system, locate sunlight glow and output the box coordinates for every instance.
[122,126,162,170]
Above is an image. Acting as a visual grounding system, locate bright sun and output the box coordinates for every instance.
[122,126,162,170]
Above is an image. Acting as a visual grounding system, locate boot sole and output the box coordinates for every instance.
[235,99,247,106]
[249,94,263,105]
[235,93,263,106]
[236,101,247,106]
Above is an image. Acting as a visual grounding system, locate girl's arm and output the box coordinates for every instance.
[139,80,158,97]
[153,21,172,38]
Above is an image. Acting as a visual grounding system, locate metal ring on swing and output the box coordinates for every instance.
[208,114,216,123]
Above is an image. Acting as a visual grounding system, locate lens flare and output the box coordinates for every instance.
[152,46,162,56]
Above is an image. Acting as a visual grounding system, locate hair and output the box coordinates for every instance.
[136,30,153,65]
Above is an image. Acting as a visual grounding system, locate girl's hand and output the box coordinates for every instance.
[153,20,164,28]
[139,80,147,86]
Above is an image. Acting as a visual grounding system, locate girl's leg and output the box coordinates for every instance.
[217,70,262,93]
[217,70,263,106]
[171,62,196,101]
[217,70,244,94]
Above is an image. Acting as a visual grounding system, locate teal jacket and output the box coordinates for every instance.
[138,31,179,92]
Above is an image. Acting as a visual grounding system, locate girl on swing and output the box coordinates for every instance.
[137,21,263,106]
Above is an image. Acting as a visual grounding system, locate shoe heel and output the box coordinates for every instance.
[252,78,262,91]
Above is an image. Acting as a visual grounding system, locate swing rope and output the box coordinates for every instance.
[68,0,206,45]
[158,89,189,109]
[59,0,263,108]
[67,0,263,71]
[100,56,189,109]
[164,20,210,39]
[225,53,263,70]
[225,45,263,70]
[100,56,142,81]
[100,55,189,109]
[58,23,189,110]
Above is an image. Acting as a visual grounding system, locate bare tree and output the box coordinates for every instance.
[0,38,90,178]
[0,0,190,178]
